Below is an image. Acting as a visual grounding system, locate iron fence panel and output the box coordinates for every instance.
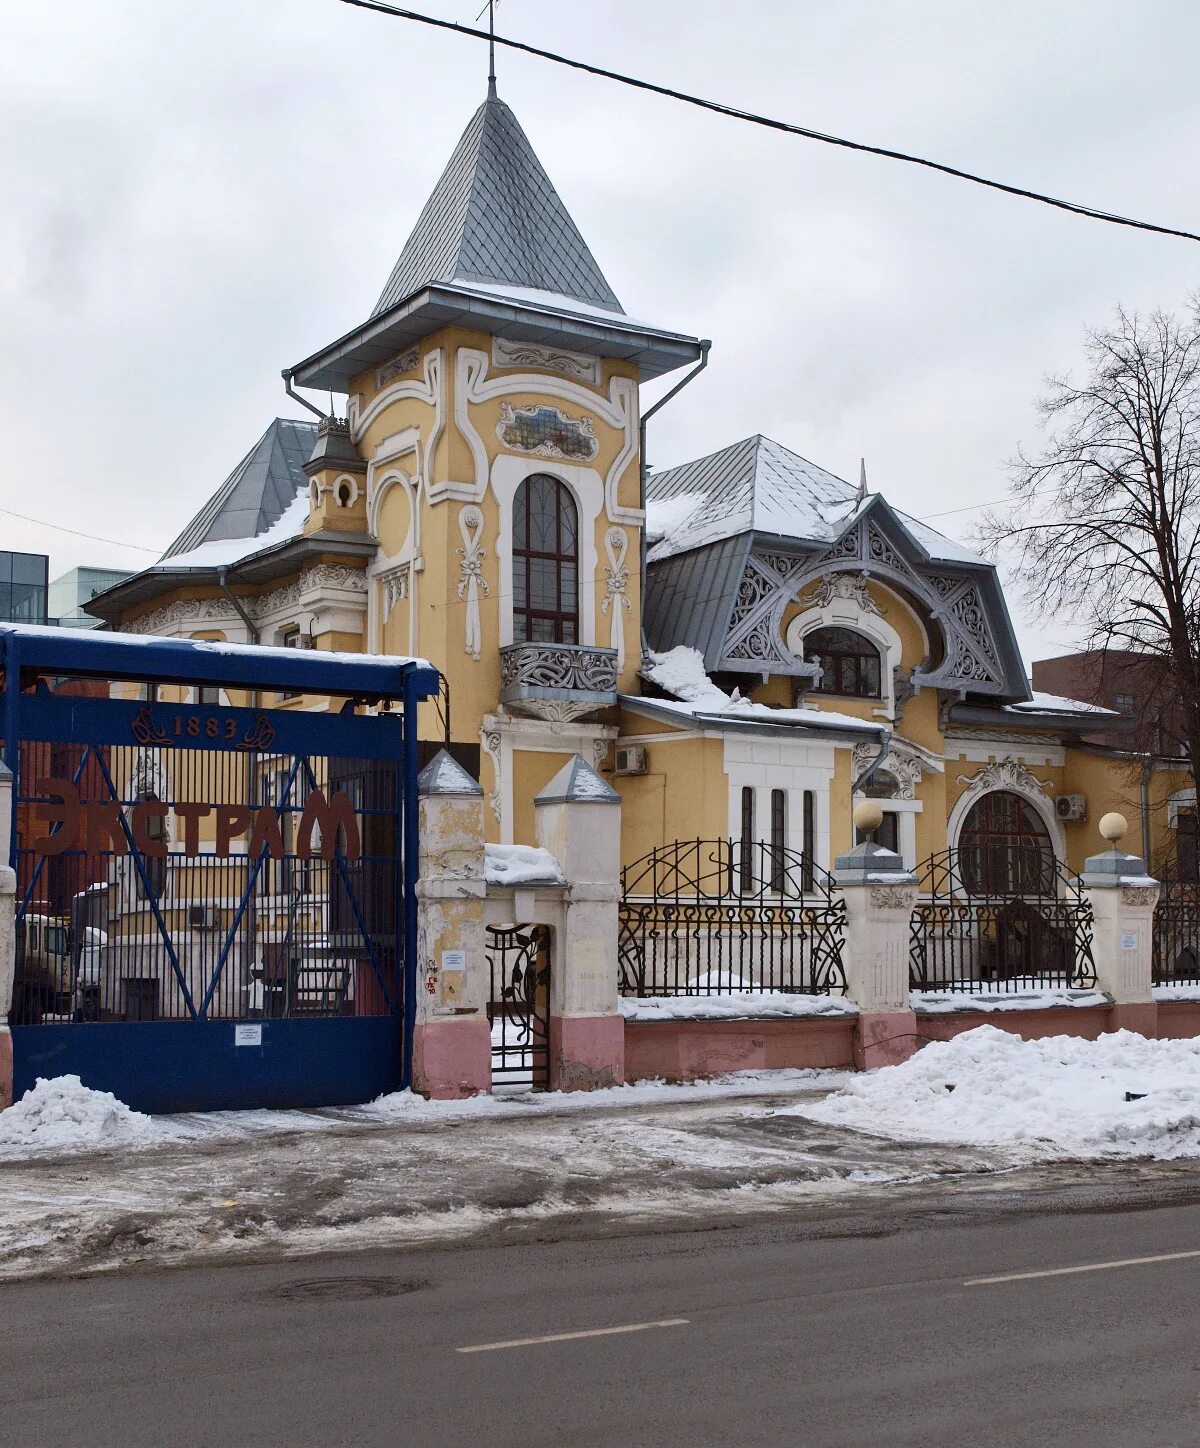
[617,839,846,997]
[909,847,1096,992]
[1153,867,1200,986]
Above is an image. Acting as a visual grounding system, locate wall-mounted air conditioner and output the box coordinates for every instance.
[614,746,647,776]
[1055,794,1087,823]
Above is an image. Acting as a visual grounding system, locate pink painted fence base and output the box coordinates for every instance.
[623,1016,856,1084]
[412,1019,491,1100]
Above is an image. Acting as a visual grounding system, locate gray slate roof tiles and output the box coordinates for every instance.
[162,418,318,561]
[646,434,982,567]
[372,91,623,318]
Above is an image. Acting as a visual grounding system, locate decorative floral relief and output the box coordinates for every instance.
[869,885,916,909]
[491,337,600,384]
[1120,886,1158,909]
[456,507,490,660]
[481,729,503,822]
[799,572,885,617]
[376,346,421,389]
[601,528,631,670]
[496,403,599,461]
[955,757,1054,797]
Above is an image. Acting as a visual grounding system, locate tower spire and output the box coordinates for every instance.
[856,457,868,505]
[480,0,498,98]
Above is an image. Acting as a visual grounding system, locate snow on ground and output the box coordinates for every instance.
[0,1076,164,1152]
[911,986,1109,1014]
[797,1025,1200,1161]
[620,991,858,1022]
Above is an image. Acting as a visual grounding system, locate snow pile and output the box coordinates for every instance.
[0,1076,163,1153]
[798,1026,1200,1161]
[483,842,563,886]
[621,991,858,1022]
[640,646,879,734]
[912,986,1109,1014]
[644,493,705,549]
[642,646,735,708]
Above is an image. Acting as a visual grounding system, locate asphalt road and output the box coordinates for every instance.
[3,1182,1200,1448]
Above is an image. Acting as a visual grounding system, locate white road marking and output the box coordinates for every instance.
[966,1248,1200,1286]
[456,1318,690,1353]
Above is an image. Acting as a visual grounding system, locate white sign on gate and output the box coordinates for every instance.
[235,1023,263,1047]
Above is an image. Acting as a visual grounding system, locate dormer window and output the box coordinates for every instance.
[807,626,882,699]
[513,474,578,644]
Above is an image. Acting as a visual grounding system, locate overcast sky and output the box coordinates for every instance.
[4,0,1199,665]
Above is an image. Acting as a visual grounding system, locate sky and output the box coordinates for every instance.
[3,0,1199,666]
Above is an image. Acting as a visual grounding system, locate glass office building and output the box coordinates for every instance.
[0,551,49,624]
[48,566,133,628]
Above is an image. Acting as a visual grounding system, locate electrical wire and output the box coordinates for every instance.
[336,0,1200,246]
[0,505,161,554]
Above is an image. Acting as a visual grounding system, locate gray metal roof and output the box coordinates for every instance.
[646,434,982,567]
[534,754,621,806]
[162,418,318,561]
[373,90,623,318]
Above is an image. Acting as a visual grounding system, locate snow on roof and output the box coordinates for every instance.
[1007,690,1119,717]
[646,434,983,567]
[635,646,882,735]
[156,491,310,571]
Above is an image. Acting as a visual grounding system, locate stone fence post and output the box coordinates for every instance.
[834,803,920,1070]
[533,755,624,1091]
[1081,812,1159,1037]
[411,750,491,1099]
[0,761,15,1108]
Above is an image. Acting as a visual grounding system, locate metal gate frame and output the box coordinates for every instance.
[1,624,439,1112]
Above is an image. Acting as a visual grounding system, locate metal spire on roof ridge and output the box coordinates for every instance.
[856,458,868,505]
[477,0,498,97]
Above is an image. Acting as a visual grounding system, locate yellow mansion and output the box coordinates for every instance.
[88,84,1184,889]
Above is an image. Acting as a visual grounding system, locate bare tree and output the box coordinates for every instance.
[982,303,1200,797]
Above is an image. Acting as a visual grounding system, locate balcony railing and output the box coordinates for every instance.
[498,641,618,722]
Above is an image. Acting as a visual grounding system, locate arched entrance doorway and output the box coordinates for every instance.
[958,789,1055,896]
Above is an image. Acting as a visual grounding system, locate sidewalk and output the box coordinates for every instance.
[0,1069,1002,1281]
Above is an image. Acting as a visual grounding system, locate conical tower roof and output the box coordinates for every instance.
[372,91,623,318]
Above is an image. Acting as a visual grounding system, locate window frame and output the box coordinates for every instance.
[512,474,580,646]
[806,626,883,700]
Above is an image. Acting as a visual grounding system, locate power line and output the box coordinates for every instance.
[0,505,162,555]
[336,0,1200,246]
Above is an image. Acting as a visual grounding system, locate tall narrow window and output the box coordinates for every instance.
[513,474,579,644]
[770,789,786,892]
[739,786,755,893]
[802,789,815,892]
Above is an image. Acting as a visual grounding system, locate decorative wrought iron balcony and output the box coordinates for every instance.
[498,641,618,722]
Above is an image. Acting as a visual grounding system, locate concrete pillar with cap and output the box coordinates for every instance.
[1081,811,1159,1037]
[411,749,492,1099]
[533,755,625,1091]
[835,800,921,1069]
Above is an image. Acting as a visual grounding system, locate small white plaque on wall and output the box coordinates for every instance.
[235,1024,263,1047]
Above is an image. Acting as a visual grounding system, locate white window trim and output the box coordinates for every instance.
[786,604,907,719]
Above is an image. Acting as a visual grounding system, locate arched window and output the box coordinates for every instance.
[513,474,578,644]
[959,790,1054,895]
[806,626,882,698]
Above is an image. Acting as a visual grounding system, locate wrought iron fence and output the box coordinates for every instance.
[909,848,1096,993]
[617,839,846,997]
[1153,867,1200,987]
[486,923,551,1089]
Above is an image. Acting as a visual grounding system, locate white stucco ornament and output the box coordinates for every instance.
[456,505,490,660]
[601,528,631,670]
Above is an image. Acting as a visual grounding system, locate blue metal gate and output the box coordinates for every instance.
[1,624,438,1113]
